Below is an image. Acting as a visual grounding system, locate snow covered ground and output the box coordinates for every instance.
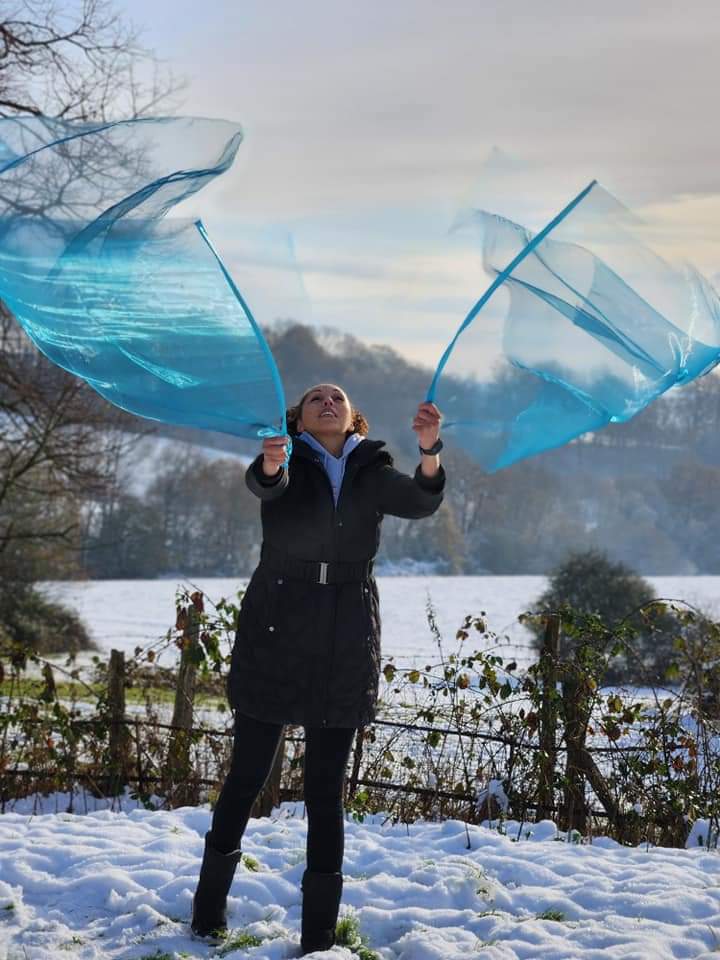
[7,577,720,957]
[2,800,720,960]
[39,575,720,671]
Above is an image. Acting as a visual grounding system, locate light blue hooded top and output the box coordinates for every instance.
[297,431,365,505]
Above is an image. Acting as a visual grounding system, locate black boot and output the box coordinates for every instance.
[190,831,242,940]
[300,868,343,954]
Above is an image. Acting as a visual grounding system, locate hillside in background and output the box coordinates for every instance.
[8,320,720,578]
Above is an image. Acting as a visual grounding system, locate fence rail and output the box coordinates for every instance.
[2,608,718,847]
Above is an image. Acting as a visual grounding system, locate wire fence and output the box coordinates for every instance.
[3,600,720,849]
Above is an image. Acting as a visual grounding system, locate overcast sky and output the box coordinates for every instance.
[123,0,720,370]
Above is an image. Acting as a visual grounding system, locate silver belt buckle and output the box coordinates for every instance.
[318,561,329,585]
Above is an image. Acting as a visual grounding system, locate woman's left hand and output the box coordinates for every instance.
[412,401,442,450]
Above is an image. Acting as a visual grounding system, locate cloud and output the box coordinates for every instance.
[633,193,720,276]
[129,0,720,367]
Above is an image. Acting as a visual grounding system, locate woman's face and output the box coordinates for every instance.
[297,383,353,437]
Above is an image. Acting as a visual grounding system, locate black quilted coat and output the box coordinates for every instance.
[227,437,446,728]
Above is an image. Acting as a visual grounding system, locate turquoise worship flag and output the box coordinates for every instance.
[428,179,720,471]
[0,116,287,440]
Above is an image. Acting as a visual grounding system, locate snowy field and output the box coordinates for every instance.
[40,575,720,669]
[6,578,720,958]
[2,801,720,960]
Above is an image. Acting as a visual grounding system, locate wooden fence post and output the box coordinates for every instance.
[134,718,145,800]
[559,658,591,835]
[163,600,202,803]
[107,649,130,796]
[346,727,365,802]
[251,725,286,818]
[537,614,560,821]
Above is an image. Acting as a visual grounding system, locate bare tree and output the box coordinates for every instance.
[0,0,182,120]
[0,300,145,572]
[0,0,183,575]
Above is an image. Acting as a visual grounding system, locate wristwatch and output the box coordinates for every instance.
[418,438,443,456]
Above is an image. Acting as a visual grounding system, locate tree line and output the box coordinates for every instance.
[6,314,720,580]
[72,321,720,578]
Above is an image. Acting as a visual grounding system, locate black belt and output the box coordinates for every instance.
[260,544,374,584]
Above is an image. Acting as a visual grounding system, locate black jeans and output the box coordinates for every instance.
[209,711,357,873]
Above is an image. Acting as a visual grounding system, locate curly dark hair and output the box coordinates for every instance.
[286,384,369,438]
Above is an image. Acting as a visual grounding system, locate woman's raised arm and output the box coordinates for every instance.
[375,401,446,518]
[413,401,443,480]
[245,435,291,500]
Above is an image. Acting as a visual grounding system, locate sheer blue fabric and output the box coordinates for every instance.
[0,116,287,439]
[428,180,720,471]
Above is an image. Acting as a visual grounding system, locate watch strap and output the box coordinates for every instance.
[418,438,443,456]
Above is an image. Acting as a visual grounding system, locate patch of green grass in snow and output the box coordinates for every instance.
[335,914,380,959]
[215,929,264,955]
[536,908,566,922]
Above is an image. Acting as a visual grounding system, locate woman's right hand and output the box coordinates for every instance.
[261,435,290,476]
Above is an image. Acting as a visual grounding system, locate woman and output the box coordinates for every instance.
[191,383,445,953]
